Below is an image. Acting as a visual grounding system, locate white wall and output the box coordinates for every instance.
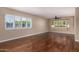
[75,8,79,42]
[0,8,49,42]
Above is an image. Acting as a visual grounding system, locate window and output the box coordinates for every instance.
[27,18,32,28]
[5,14,14,29]
[51,19,69,28]
[15,16,22,29]
[5,14,32,30]
[22,17,27,28]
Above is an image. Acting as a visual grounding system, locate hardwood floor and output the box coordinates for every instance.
[0,32,75,52]
[48,32,74,52]
[74,42,79,52]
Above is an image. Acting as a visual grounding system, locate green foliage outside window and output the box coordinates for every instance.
[27,21,31,24]
[15,21,27,24]
[52,19,69,27]
[22,21,26,24]
[15,21,22,24]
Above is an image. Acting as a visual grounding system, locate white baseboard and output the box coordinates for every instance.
[75,40,79,42]
[0,31,48,43]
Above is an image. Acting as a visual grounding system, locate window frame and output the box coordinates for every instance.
[5,14,32,30]
[5,14,15,30]
[51,19,70,28]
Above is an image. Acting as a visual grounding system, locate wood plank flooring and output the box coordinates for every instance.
[0,32,76,52]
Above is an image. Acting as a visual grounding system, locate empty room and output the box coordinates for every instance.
[0,7,79,52]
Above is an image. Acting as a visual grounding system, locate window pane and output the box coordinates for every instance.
[27,18,32,28]
[52,20,69,27]
[22,17,26,28]
[15,16,22,28]
[6,23,13,28]
[5,14,14,29]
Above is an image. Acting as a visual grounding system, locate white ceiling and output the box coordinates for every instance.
[10,7,75,19]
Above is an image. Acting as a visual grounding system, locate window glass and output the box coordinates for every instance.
[52,19,69,27]
[15,16,22,28]
[5,14,32,29]
[26,18,32,28]
[5,14,14,29]
[22,17,27,28]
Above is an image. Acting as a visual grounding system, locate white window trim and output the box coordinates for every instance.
[5,14,15,30]
[5,14,32,30]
